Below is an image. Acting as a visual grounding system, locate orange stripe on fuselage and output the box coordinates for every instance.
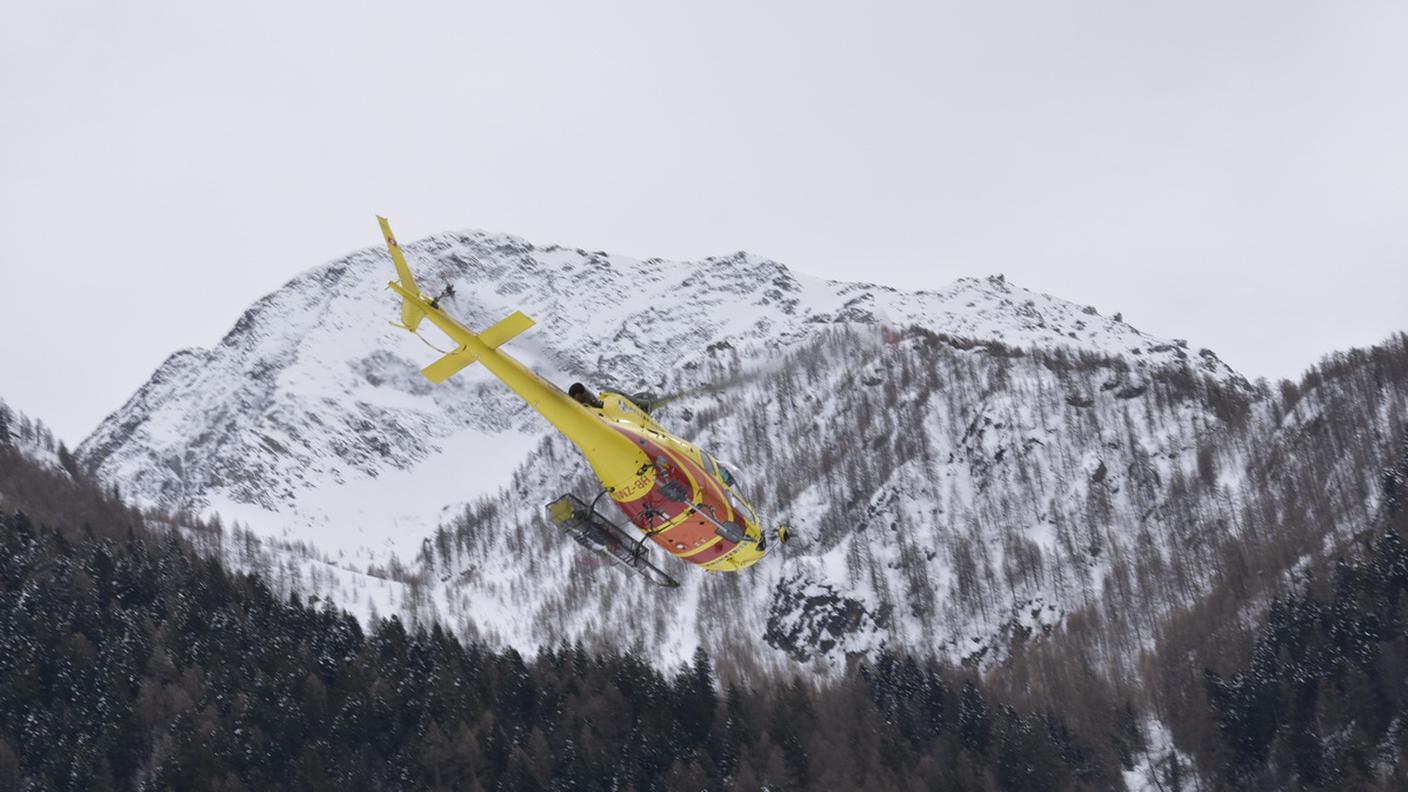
[606,424,739,565]
[652,444,739,563]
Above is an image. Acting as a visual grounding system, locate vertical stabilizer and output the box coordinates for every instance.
[377,215,426,331]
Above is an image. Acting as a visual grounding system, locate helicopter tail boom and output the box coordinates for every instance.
[420,311,535,383]
[377,215,539,383]
[375,217,648,488]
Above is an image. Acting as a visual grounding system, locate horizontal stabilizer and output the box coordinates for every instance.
[480,311,535,349]
[422,347,479,384]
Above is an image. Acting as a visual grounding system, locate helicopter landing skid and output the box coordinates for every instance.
[546,494,680,588]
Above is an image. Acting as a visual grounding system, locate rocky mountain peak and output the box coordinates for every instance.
[79,225,1246,532]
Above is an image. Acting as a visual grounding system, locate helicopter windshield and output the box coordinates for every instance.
[702,452,733,486]
[706,453,757,525]
[718,463,736,487]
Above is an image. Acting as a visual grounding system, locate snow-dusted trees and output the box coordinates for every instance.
[0,401,11,448]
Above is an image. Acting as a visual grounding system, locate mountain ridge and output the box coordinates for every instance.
[72,224,1306,679]
[78,226,1244,529]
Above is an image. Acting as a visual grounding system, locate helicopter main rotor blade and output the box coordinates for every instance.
[646,367,770,408]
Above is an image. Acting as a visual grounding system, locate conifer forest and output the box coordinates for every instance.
[3,332,1408,790]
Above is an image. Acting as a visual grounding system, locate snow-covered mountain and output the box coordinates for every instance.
[78,229,1238,554]
[0,397,70,476]
[85,225,1388,676]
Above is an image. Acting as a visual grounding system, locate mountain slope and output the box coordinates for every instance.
[78,229,1238,564]
[77,226,1285,674]
[0,397,73,478]
[2,431,1139,792]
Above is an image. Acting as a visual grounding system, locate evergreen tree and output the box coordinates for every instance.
[57,441,80,478]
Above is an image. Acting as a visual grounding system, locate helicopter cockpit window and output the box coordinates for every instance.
[705,453,735,487]
[718,465,736,488]
[704,452,758,526]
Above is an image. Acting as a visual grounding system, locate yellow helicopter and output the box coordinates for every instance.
[376,217,783,587]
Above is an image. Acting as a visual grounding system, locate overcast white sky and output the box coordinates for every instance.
[2,1,1405,443]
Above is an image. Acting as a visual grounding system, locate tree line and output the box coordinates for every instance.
[1,432,1135,790]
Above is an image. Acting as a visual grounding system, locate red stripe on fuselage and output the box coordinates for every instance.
[606,424,738,565]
